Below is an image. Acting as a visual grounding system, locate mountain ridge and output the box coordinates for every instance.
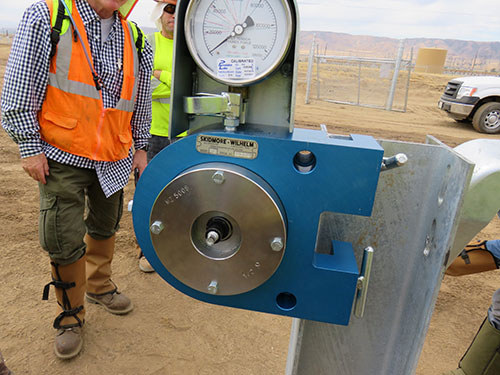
[299,31,500,71]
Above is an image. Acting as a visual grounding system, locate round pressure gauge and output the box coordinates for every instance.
[185,0,294,86]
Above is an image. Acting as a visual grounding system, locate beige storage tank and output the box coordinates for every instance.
[415,48,448,74]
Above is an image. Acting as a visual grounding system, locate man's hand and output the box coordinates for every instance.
[132,149,147,178]
[22,153,49,184]
[153,70,162,80]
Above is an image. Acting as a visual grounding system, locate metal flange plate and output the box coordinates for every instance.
[149,162,287,296]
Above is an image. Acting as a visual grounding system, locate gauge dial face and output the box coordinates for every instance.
[185,0,293,86]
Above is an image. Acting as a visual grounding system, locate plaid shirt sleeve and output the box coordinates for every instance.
[1,1,51,158]
[131,37,153,151]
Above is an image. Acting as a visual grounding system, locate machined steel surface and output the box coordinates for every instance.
[149,163,287,296]
[286,139,473,375]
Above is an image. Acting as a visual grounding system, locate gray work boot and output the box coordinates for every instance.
[54,327,83,360]
[86,289,133,315]
[139,255,155,273]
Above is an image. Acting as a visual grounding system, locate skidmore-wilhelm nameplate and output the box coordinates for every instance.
[196,135,259,160]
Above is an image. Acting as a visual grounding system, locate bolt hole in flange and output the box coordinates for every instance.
[423,219,437,257]
[293,150,316,173]
[437,164,451,206]
[191,211,241,260]
[276,292,297,311]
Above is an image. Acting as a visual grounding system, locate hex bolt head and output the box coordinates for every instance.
[206,230,220,246]
[270,237,284,252]
[150,220,165,235]
[207,280,219,295]
[212,171,225,185]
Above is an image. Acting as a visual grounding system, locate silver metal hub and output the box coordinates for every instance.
[150,163,287,296]
[485,111,500,129]
[234,24,244,35]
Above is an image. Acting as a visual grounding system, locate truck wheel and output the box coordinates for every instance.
[472,102,500,134]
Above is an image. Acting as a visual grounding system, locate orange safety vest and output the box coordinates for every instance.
[38,0,139,162]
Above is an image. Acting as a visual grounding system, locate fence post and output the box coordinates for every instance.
[357,61,362,105]
[316,43,321,99]
[386,39,405,111]
[305,34,316,104]
[403,47,414,113]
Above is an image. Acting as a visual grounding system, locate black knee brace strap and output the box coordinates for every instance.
[52,306,84,329]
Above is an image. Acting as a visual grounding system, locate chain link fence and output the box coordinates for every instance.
[303,37,413,112]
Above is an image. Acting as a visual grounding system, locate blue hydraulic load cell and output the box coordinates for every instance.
[133,127,383,325]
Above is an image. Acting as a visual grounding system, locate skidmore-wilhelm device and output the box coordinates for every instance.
[133,0,385,325]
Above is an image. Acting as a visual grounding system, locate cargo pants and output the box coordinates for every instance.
[38,159,123,265]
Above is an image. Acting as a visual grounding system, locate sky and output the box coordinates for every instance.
[1,0,499,42]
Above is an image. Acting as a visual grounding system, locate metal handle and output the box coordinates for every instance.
[184,92,240,116]
[184,92,242,130]
[184,94,228,115]
[381,153,408,171]
[354,246,374,318]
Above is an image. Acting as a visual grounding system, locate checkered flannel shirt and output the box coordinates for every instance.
[1,0,153,197]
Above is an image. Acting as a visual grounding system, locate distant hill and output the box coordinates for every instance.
[300,31,500,71]
[3,25,498,71]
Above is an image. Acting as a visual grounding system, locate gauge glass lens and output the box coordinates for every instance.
[185,0,292,85]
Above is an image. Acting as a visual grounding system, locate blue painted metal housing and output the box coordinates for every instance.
[133,127,383,325]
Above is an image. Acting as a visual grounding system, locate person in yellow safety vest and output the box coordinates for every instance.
[1,0,153,360]
[137,0,179,273]
[148,0,176,149]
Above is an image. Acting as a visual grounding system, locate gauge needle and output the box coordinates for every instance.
[209,33,234,54]
[208,16,255,55]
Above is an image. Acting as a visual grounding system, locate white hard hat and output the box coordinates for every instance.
[151,0,176,31]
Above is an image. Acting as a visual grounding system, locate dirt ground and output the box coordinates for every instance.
[1,42,500,374]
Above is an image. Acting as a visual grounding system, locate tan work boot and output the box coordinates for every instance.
[85,234,133,314]
[43,257,86,359]
[139,255,155,273]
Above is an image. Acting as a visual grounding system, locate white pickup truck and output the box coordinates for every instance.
[438,76,500,134]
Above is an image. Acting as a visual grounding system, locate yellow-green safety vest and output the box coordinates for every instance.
[147,32,186,138]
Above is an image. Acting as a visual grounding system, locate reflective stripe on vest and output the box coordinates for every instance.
[148,33,170,99]
[151,77,164,92]
[153,97,171,104]
[39,0,139,161]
